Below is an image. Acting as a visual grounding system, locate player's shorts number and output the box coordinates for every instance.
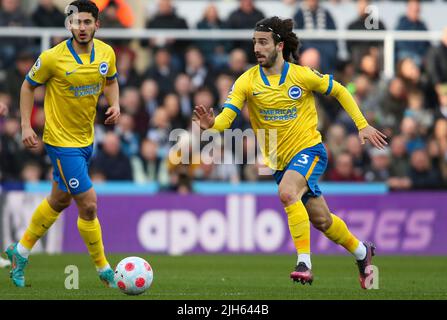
[297,154,310,165]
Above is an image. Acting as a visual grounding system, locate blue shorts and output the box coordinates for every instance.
[273,143,328,203]
[45,144,93,195]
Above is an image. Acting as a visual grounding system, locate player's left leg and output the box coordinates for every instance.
[305,195,376,289]
[73,188,116,288]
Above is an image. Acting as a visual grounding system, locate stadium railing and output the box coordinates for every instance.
[0,28,443,79]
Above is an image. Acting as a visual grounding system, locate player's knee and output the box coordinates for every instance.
[278,187,297,207]
[311,215,332,232]
[78,201,97,219]
[48,196,71,212]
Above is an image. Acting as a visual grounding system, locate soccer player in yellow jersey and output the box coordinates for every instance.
[5,0,120,288]
[194,17,387,288]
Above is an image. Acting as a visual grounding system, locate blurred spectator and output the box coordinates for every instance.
[379,77,407,134]
[184,46,213,91]
[0,100,8,116]
[174,73,193,118]
[407,148,444,189]
[434,84,447,121]
[144,47,179,97]
[97,0,133,47]
[327,152,364,182]
[91,132,133,180]
[389,135,410,178]
[225,0,265,64]
[345,134,370,177]
[347,0,386,70]
[143,0,189,68]
[364,148,391,182]
[426,27,447,90]
[0,117,22,181]
[359,54,380,83]
[147,107,172,161]
[299,48,320,70]
[196,2,227,68]
[403,90,433,135]
[221,48,249,79]
[434,118,447,179]
[116,48,140,89]
[20,161,44,182]
[94,0,134,28]
[395,0,430,67]
[0,0,33,68]
[1,51,35,116]
[193,86,216,114]
[397,57,436,108]
[140,79,161,117]
[133,138,168,185]
[198,142,240,183]
[326,124,346,159]
[31,0,65,27]
[17,139,50,181]
[120,87,149,139]
[163,93,187,129]
[400,116,425,154]
[294,0,337,73]
[114,113,140,157]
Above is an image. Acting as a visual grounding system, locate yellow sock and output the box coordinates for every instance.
[284,201,310,254]
[77,217,109,269]
[19,198,61,250]
[324,214,360,253]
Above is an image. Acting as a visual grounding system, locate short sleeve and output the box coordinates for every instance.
[223,73,249,115]
[302,66,334,96]
[106,48,118,80]
[26,51,53,86]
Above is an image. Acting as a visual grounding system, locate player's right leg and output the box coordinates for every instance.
[305,196,376,289]
[5,181,71,287]
[277,170,313,285]
[73,187,116,288]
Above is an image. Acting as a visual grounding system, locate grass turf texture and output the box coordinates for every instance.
[0,254,446,300]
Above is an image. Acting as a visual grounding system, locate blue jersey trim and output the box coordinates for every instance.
[259,65,271,86]
[25,75,43,87]
[223,103,241,116]
[106,72,118,80]
[325,74,334,95]
[67,38,95,64]
[279,61,290,86]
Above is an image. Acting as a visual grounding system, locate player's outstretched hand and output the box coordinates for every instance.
[359,125,388,149]
[22,126,38,149]
[105,105,120,125]
[0,102,8,116]
[193,104,215,130]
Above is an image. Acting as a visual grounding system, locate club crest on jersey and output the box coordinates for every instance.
[288,86,302,100]
[99,62,109,76]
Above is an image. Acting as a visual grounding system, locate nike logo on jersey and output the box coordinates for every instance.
[66,69,78,76]
[253,92,263,96]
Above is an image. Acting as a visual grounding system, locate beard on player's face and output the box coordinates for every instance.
[71,29,96,45]
[261,49,279,68]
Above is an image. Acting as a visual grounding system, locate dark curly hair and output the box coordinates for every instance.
[255,16,301,63]
[67,0,99,21]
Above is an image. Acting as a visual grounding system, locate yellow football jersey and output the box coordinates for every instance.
[224,62,365,171]
[26,38,118,147]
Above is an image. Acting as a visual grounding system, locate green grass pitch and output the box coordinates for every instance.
[0,254,446,300]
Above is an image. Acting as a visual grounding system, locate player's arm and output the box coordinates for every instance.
[193,75,247,131]
[20,80,39,148]
[103,78,120,125]
[21,52,52,149]
[305,67,387,149]
[104,48,120,125]
[329,81,387,149]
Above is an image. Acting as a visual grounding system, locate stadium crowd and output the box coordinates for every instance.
[1,0,447,192]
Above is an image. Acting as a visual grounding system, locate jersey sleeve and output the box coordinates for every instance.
[222,73,249,116]
[26,51,54,86]
[106,48,118,80]
[301,66,334,96]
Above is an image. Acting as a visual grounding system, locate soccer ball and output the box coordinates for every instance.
[114,256,153,295]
